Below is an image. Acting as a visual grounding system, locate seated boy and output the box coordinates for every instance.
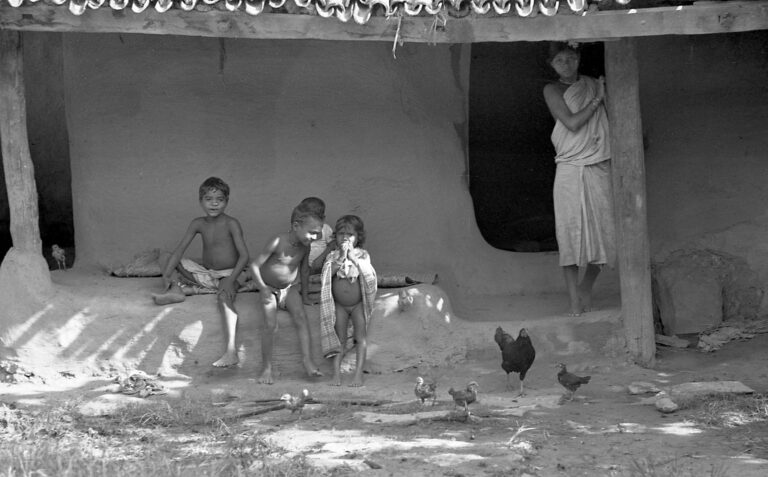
[249,202,325,384]
[152,177,249,368]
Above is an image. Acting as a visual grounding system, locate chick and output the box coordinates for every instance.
[280,389,310,418]
[556,363,591,401]
[51,244,66,270]
[448,381,479,416]
[414,376,437,406]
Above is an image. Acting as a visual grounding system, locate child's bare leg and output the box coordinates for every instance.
[258,292,278,384]
[285,289,322,377]
[562,265,581,317]
[578,264,601,313]
[331,350,344,387]
[152,261,194,305]
[152,281,186,305]
[329,305,348,386]
[212,285,239,367]
[349,306,367,387]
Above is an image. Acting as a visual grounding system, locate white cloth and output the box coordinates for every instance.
[550,75,615,267]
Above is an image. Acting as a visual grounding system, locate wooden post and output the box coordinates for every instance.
[0,30,41,254]
[604,38,655,367]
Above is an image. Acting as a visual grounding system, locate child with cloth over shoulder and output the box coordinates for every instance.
[151,177,250,368]
[319,215,377,387]
[249,202,325,384]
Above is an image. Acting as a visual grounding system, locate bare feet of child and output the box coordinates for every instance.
[257,366,273,385]
[349,375,364,387]
[303,358,323,378]
[329,374,342,386]
[212,351,239,368]
[152,283,186,305]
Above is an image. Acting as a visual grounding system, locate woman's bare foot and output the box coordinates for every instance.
[212,351,238,368]
[579,289,593,313]
[567,297,581,317]
[257,366,273,384]
[303,359,324,378]
[152,283,185,305]
[329,374,342,386]
[349,374,364,387]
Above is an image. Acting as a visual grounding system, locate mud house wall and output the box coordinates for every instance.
[640,32,768,286]
[62,34,573,301]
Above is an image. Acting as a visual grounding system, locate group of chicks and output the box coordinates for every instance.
[414,326,591,415]
[259,326,592,421]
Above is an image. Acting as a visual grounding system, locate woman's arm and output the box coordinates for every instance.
[543,82,603,132]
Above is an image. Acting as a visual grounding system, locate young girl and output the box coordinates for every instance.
[319,215,377,387]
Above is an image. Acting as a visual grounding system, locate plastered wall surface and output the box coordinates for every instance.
[63,34,574,300]
[640,32,768,282]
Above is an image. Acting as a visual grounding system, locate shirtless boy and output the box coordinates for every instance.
[152,177,250,368]
[249,204,324,384]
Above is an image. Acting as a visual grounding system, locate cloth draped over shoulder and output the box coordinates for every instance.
[319,249,378,358]
[550,75,616,268]
[551,75,610,165]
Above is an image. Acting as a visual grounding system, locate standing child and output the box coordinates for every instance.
[319,215,377,387]
[249,203,325,384]
[152,177,250,368]
[296,197,335,304]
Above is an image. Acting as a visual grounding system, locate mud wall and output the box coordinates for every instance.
[62,34,572,302]
[640,32,768,286]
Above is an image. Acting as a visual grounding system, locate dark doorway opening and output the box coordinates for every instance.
[469,41,604,252]
[0,33,74,269]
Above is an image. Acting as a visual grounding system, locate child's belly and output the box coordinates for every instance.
[332,276,362,306]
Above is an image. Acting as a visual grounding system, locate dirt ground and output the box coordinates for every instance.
[2,268,768,476]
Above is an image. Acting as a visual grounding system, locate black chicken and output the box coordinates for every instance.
[556,363,591,401]
[448,381,479,416]
[494,327,536,397]
[414,376,437,406]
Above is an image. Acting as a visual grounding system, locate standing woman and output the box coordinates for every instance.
[543,42,616,316]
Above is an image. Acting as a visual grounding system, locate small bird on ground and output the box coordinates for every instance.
[556,363,591,401]
[448,381,479,416]
[51,245,66,270]
[280,389,310,418]
[494,326,536,396]
[414,376,437,406]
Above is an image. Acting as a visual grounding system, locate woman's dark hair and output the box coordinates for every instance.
[547,41,580,63]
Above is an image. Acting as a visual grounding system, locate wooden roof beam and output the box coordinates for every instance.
[0,1,766,42]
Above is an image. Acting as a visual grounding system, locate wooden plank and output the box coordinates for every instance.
[0,30,42,255]
[1,1,767,42]
[604,38,655,367]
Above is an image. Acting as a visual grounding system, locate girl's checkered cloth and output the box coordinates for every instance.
[319,249,377,358]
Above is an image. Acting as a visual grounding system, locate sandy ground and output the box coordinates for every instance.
[2,267,768,475]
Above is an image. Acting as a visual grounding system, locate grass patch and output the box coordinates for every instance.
[0,400,323,477]
[629,456,729,477]
[676,393,768,428]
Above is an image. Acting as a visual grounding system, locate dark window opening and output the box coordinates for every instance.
[469,41,604,253]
